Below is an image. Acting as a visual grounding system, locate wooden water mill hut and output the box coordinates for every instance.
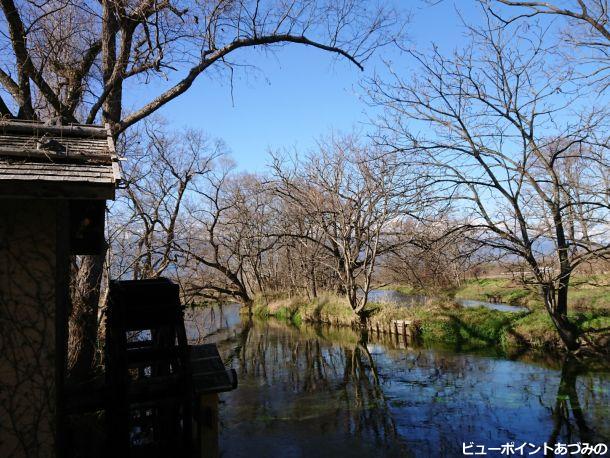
[0,119,236,458]
[0,119,120,457]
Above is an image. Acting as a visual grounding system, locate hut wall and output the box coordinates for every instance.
[0,199,59,457]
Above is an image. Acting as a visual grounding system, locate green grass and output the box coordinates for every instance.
[504,311,562,349]
[369,300,528,349]
[565,275,610,312]
[388,273,610,314]
[254,277,610,352]
[254,292,358,327]
[452,278,538,306]
[370,301,610,351]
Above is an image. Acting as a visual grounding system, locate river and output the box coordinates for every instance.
[367,289,529,313]
[185,304,610,458]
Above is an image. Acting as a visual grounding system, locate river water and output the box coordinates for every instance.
[185,304,609,458]
[367,289,529,313]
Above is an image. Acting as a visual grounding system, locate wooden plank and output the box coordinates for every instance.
[0,121,107,138]
[0,135,110,148]
[0,168,109,178]
[0,162,112,170]
[0,174,113,183]
[192,370,237,395]
[0,147,112,163]
[191,357,226,374]
[196,394,219,458]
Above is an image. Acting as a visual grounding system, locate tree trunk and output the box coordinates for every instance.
[243,298,254,319]
[556,271,570,317]
[68,254,105,380]
[66,1,122,382]
[309,264,318,299]
[542,284,580,352]
[358,312,368,329]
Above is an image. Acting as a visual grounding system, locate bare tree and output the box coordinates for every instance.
[275,203,337,299]
[371,17,610,352]
[0,0,402,377]
[490,0,610,90]
[272,135,420,323]
[380,218,483,290]
[177,166,278,308]
[68,120,220,374]
[107,118,220,281]
[0,0,402,128]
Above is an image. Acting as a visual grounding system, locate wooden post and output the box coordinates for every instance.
[196,393,219,458]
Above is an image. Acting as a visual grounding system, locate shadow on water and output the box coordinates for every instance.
[187,304,610,458]
[547,358,600,451]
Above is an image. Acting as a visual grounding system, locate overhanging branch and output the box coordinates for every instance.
[117,34,364,134]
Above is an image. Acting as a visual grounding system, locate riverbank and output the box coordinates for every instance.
[252,283,610,352]
[387,275,610,309]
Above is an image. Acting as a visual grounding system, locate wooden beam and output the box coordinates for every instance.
[104,123,122,182]
[0,121,107,138]
[0,147,112,164]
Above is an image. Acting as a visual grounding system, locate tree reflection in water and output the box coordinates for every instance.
[547,358,608,452]
[186,305,609,458]
[215,317,409,456]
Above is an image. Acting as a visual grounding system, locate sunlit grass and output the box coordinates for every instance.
[254,292,358,327]
[391,273,610,312]
[453,278,537,306]
[253,279,610,352]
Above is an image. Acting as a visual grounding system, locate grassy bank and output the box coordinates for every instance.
[388,276,610,350]
[252,293,359,327]
[452,278,538,306]
[372,300,608,351]
[451,275,610,311]
[384,275,610,310]
[253,280,610,352]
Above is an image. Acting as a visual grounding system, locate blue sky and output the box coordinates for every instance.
[123,1,482,172]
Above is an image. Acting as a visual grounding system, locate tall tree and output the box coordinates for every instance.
[107,119,220,281]
[272,136,420,322]
[177,167,278,307]
[370,16,610,352]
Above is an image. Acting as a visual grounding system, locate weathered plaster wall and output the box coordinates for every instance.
[0,199,57,457]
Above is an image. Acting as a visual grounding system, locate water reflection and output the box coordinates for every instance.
[187,305,609,458]
[219,319,408,456]
[548,359,595,448]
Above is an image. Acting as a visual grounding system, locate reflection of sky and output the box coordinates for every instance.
[378,350,557,456]
[191,306,610,457]
[380,349,610,456]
